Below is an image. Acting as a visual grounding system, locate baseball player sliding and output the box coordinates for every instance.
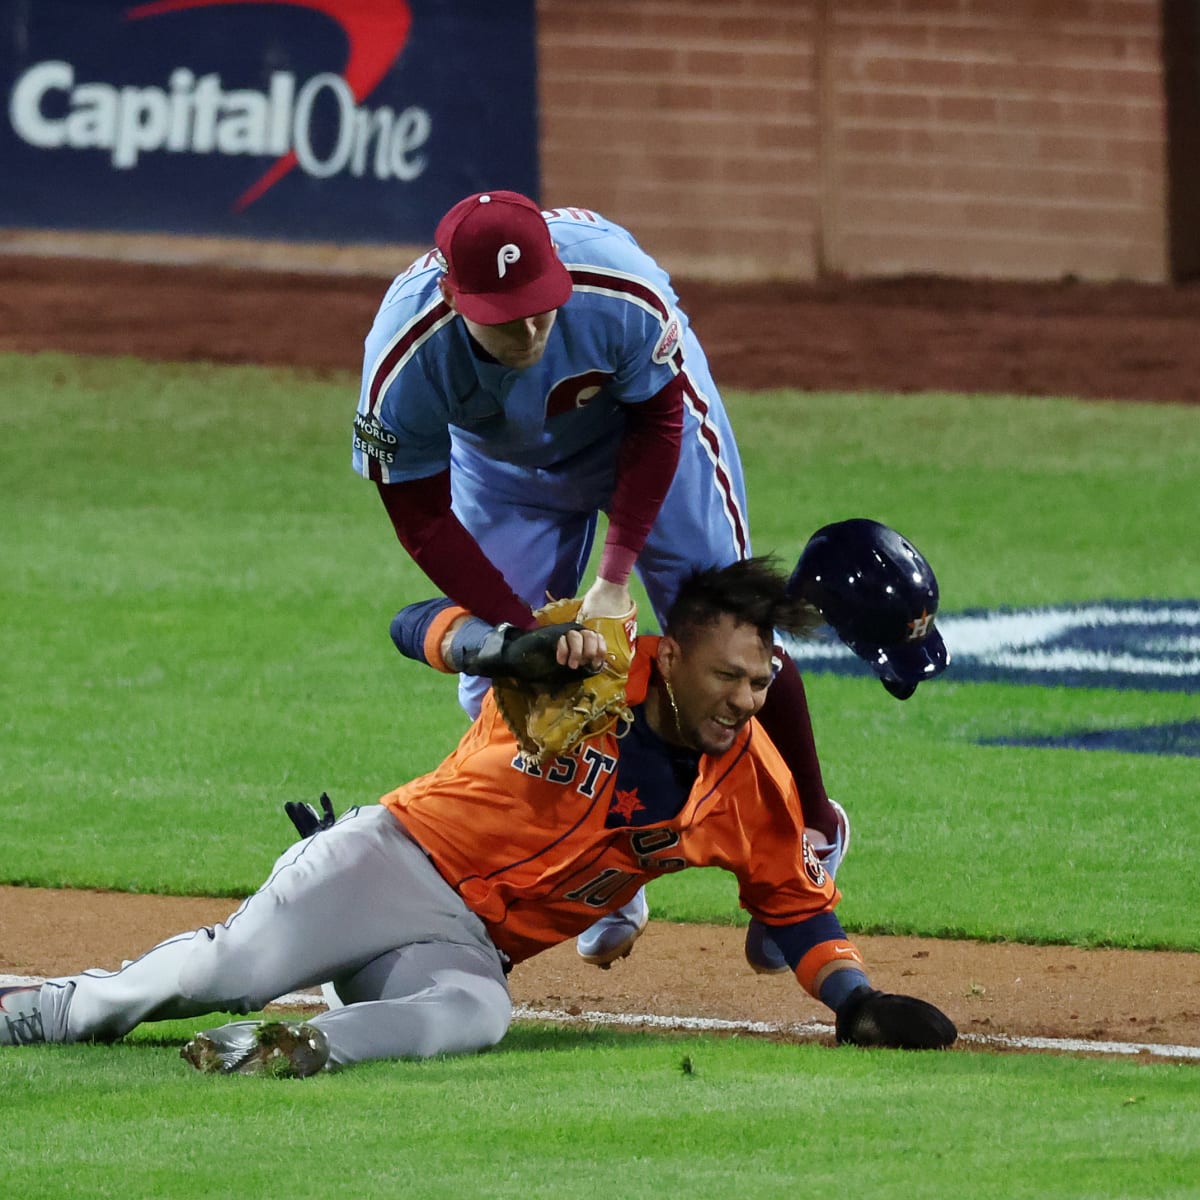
[353,189,848,969]
[0,556,955,1075]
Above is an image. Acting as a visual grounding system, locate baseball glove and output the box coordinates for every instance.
[493,598,637,765]
[835,985,957,1050]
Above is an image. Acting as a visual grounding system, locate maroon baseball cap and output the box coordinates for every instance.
[435,191,573,325]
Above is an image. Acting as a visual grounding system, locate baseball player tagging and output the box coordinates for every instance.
[1,559,955,1073]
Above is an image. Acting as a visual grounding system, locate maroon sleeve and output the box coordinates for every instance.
[376,472,535,629]
[757,653,841,841]
[599,374,685,583]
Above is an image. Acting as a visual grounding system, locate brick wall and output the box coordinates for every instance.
[537,0,1171,283]
[538,0,824,281]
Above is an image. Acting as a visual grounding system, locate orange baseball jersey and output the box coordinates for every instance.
[383,637,848,971]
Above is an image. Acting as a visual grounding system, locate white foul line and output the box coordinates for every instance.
[508,1004,1200,1062]
[5,975,1196,1061]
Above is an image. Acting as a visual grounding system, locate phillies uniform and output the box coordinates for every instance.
[34,639,861,1068]
[353,205,749,714]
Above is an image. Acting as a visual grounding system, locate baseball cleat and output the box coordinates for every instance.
[181,1019,330,1078]
[0,985,46,1046]
[744,919,791,975]
[576,888,649,968]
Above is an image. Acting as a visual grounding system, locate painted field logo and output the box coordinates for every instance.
[784,600,1200,694]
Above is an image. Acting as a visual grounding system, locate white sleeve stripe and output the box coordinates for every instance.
[364,299,456,418]
[680,371,751,559]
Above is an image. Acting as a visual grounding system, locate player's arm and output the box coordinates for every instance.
[578,374,684,619]
[376,473,535,630]
[390,598,606,678]
[754,909,956,1049]
[356,321,535,630]
[737,775,954,1050]
[752,909,866,1004]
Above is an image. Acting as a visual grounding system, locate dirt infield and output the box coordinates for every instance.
[2,252,1197,1055]
[3,886,1199,1051]
[4,253,1200,404]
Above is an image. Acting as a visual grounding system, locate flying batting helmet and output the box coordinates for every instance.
[788,518,949,700]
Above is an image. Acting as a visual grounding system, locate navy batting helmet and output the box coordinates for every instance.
[788,518,949,700]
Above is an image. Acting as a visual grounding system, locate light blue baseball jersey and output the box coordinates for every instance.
[354,206,751,713]
[357,206,715,482]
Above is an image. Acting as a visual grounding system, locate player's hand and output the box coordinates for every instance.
[556,625,608,672]
[285,793,337,840]
[835,985,957,1050]
[578,577,634,622]
[464,622,603,684]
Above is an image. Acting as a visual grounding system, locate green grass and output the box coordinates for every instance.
[3,352,1196,947]
[3,350,1199,1199]
[1,1023,1197,1200]
[648,679,1200,947]
[735,388,1198,606]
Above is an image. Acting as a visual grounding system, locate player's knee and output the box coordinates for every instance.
[476,979,512,1047]
[440,975,511,1053]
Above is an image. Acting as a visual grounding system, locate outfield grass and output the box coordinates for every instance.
[735,387,1198,607]
[1,1023,1196,1200]
[2,351,1195,945]
[2,351,1197,1198]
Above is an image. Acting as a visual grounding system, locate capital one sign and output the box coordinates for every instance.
[0,0,539,241]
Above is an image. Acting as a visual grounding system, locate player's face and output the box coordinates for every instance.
[660,617,774,756]
[463,309,558,369]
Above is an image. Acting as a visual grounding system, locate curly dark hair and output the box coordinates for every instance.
[663,556,821,648]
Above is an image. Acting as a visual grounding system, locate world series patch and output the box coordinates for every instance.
[354,412,399,464]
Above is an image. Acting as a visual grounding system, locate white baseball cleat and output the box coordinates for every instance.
[815,797,852,879]
[576,888,650,967]
[181,1019,330,1078]
[0,986,46,1046]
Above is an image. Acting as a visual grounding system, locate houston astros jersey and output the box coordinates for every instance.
[353,206,699,483]
[382,638,839,965]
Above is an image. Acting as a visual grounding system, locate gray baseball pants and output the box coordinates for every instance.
[38,805,511,1066]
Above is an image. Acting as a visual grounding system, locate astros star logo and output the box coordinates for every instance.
[907,609,934,641]
[610,787,645,821]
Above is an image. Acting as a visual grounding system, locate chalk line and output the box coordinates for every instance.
[4,974,1196,1061]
